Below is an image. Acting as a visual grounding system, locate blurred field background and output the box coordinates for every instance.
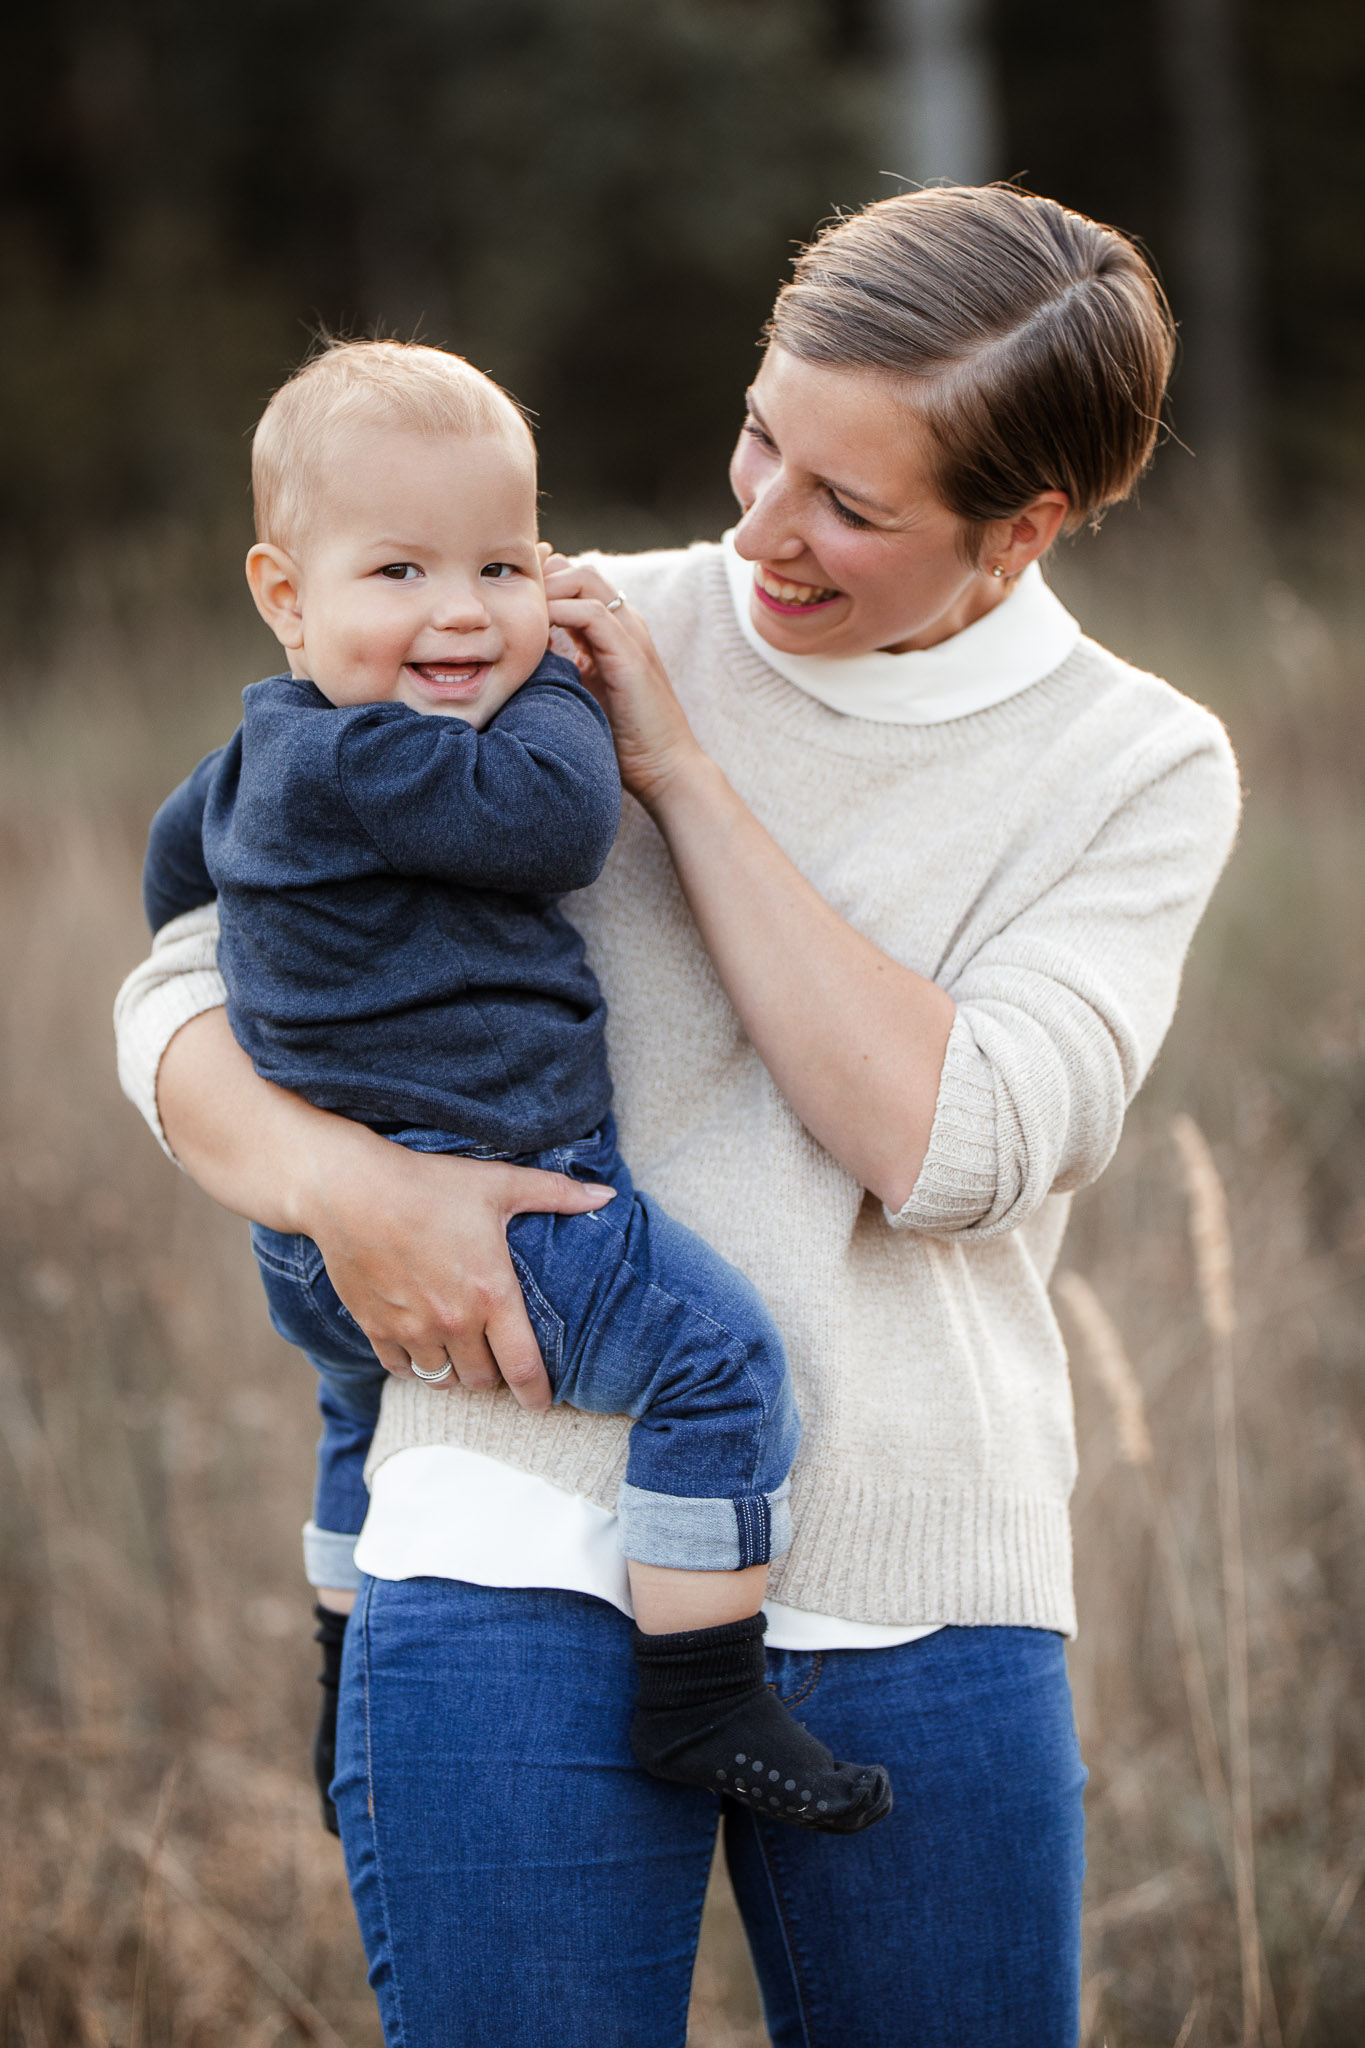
[2,3,1363,2044]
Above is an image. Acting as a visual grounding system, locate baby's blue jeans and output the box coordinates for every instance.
[335,1577,1087,2047]
[249,1118,800,1586]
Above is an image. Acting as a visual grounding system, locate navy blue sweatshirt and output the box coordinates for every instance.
[142,653,622,1153]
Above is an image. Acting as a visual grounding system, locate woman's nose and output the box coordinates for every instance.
[733,476,805,563]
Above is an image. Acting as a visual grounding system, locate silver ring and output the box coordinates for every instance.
[605,592,626,613]
[410,1357,454,1384]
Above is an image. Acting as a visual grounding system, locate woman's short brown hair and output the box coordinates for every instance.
[767,185,1175,540]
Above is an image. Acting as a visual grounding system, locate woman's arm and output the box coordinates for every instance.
[546,565,955,1211]
[155,1007,614,1401]
[629,755,953,1210]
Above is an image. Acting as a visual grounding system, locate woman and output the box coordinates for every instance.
[115,186,1239,2045]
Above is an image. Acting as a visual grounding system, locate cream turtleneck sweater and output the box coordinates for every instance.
[115,541,1238,1634]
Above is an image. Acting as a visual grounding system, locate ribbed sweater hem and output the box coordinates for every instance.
[366,1389,1077,1635]
[769,1474,1076,1636]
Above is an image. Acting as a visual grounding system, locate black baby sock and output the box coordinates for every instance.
[312,1603,348,1837]
[630,1613,892,1834]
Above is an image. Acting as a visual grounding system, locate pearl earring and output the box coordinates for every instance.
[991,565,1007,579]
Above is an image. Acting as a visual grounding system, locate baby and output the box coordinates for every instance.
[142,340,890,1839]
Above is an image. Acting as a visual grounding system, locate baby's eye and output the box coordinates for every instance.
[481,561,519,581]
[378,563,421,581]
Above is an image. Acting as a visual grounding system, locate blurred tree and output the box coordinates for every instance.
[883,0,1001,186]
[991,0,1365,553]
[0,0,879,565]
[1156,0,1256,510]
[1,0,1363,584]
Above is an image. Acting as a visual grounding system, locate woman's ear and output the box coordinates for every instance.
[987,491,1070,579]
[246,543,306,652]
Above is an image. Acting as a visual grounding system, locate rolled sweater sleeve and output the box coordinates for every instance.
[888,712,1241,1239]
[113,903,225,1162]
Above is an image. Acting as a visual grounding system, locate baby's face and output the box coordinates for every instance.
[280,426,549,727]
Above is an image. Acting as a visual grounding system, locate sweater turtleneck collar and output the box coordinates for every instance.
[721,531,1080,727]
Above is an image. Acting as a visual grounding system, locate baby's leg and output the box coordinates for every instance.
[628,1560,769,1634]
[507,1153,891,1835]
[251,1224,388,1831]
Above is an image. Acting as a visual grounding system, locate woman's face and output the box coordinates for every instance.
[728,349,1057,658]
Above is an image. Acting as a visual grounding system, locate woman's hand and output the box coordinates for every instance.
[302,1136,614,1404]
[542,552,703,807]
[157,1009,614,1406]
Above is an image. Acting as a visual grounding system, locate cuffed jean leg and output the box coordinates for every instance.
[615,1476,793,1569]
[506,1139,801,1570]
[250,1223,388,1586]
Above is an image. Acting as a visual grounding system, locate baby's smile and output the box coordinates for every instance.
[405,659,496,702]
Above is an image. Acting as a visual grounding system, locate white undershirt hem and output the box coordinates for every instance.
[354,1445,940,1652]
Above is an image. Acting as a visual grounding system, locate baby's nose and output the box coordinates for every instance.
[433,591,493,628]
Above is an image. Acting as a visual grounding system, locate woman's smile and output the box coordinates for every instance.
[728,350,1013,657]
[752,563,843,615]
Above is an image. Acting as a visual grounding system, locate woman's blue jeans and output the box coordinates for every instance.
[335,1576,1086,2047]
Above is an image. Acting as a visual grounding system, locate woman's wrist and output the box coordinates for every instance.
[277,1105,395,1239]
[636,743,734,832]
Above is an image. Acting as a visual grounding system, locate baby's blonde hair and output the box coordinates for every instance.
[251,339,535,550]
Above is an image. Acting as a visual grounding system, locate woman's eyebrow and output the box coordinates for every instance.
[744,390,896,517]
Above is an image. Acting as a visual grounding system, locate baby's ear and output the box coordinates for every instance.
[245,544,306,651]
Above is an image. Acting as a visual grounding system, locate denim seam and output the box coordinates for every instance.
[740,1815,818,2048]
[309,1272,364,1334]
[582,1211,774,1492]
[359,1580,409,2048]
[774,1652,822,1712]
[286,1268,368,1348]
[672,1821,723,2048]
[733,1491,771,1569]
[507,1247,565,1375]
[251,1238,307,1280]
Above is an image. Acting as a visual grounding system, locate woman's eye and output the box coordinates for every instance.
[742,417,776,451]
[828,494,871,530]
[481,561,518,580]
[379,563,421,581]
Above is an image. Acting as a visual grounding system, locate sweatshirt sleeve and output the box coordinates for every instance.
[337,680,622,895]
[887,714,1241,1240]
[142,749,222,932]
[112,903,225,1162]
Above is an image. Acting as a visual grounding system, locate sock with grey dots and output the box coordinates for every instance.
[629,1613,892,1834]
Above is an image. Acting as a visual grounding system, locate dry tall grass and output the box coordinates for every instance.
[0,525,1361,2046]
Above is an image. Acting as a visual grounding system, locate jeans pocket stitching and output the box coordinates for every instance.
[773,1652,822,1711]
[312,1281,364,1334]
[508,1248,564,1375]
[251,1231,309,1280]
